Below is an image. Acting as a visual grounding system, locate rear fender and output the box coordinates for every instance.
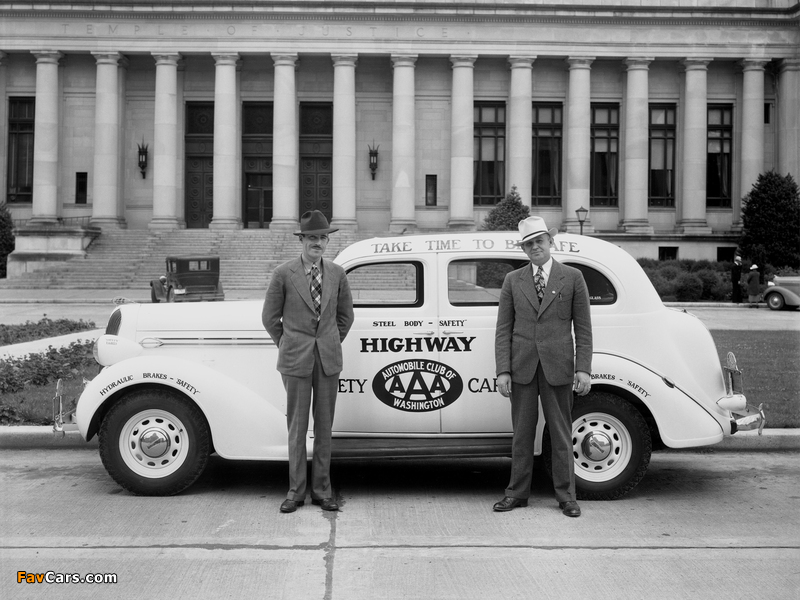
[590,353,725,448]
[76,355,288,460]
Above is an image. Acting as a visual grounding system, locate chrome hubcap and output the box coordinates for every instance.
[139,427,171,459]
[581,430,612,461]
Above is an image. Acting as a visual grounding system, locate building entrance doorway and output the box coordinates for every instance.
[185,156,213,229]
[300,156,332,223]
[245,173,273,229]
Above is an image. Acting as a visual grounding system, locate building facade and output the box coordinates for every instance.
[2,1,799,272]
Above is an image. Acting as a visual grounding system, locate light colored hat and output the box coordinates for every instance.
[750,264,758,270]
[516,216,558,246]
[293,210,338,236]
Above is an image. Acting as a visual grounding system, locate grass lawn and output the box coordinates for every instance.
[710,329,800,428]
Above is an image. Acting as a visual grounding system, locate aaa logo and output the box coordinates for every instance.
[372,359,464,412]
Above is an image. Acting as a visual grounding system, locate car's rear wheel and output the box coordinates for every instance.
[765,292,785,311]
[544,392,652,500]
[167,287,175,303]
[99,390,211,496]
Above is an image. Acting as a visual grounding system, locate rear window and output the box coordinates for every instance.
[188,260,211,271]
[447,259,617,306]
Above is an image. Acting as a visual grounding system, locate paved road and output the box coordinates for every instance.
[1,449,798,600]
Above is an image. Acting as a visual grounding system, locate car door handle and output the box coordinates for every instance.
[442,330,463,335]
[414,331,435,336]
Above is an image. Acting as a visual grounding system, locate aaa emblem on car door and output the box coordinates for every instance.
[372,359,464,412]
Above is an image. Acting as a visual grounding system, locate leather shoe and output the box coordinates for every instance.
[493,496,528,512]
[559,501,581,517]
[280,499,304,513]
[312,498,339,511]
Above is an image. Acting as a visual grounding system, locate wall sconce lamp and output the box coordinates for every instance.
[575,205,589,235]
[368,141,380,180]
[137,140,149,179]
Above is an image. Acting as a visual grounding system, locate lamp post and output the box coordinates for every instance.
[368,141,379,180]
[575,206,588,235]
[137,139,149,179]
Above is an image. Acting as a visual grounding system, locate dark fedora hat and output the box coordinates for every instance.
[293,210,339,236]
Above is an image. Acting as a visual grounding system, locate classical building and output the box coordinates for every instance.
[2,1,799,275]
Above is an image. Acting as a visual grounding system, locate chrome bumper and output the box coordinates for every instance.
[718,352,766,435]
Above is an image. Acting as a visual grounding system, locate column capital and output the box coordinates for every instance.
[211,53,240,67]
[450,55,477,69]
[391,54,418,68]
[332,54,358,68]
[508,56,536,69]
[272,53,298,68]
[32,50,63,64]
[566,56,595,69]
[624,57,654,70]
[780,58,800,73]
[682,58,713,71]
[91,52,123,66]
[152,53,182,66]
[739,58,770,72]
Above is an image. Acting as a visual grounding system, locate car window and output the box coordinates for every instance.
[448,259,527,306]
[188,260,211,271]
[346,261,423,307]
[563,262,617,305]
[447,259,617,306]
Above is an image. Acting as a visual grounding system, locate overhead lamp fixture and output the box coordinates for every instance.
[368,141,379,180]
[137,139,149,179]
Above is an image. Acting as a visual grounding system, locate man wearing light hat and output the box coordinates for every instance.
[263,210,354,513]
[494,216,593,517]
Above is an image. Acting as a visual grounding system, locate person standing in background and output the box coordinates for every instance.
[746,264,761,309]
[731,254,743,304]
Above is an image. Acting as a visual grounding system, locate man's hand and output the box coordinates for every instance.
[573,371,591,396]
[497,372,512,398]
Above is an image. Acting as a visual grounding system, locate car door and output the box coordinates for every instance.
[334,257,442,433]
[437,253,527,433]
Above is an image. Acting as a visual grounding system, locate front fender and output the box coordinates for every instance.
[590,353,726,448]
[76,355,288,460]
[765,286,800,305]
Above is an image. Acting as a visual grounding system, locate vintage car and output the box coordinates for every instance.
[57,232,765,500]
[764,276,800,311]
[150,256,224,303]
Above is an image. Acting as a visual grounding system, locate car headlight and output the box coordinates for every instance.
[93,335,143,367]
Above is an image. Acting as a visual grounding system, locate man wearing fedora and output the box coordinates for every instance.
[263,210,354,513]
[493,216,593,517]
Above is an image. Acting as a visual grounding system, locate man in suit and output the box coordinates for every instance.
[263,210,354,513]
[493,216,593,517]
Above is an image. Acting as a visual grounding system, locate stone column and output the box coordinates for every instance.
[390,54,417,232]
[29,51,63,225]
[448,55,477,229]
[90,52,124,228]
[738,59,769,230]
[0,53,8,202]
[271,54,299,231]
[332,54,358,230]
[564,57,594,233]
[678,58,713,234]
[210,53,241,230]
[116,57,129,227]
[507,56,535,207]
[778,59,800,181]
[150,53,182,229]
[621,58,654,233]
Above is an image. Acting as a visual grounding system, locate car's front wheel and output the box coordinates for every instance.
[99,390,211,496]
[544,392,652,501]
[765,292,785,311]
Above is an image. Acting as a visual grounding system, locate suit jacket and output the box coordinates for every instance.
[495,259,593,387]
[262,257,355,378]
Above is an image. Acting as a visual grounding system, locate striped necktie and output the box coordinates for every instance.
[310,263,322,318]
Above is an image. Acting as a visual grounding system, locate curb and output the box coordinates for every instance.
[1,425,797,451]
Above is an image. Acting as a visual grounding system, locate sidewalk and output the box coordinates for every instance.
[0,288,265,303]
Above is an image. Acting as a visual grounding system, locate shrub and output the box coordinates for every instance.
[0,202,14,279]
[694,269,727,300]
[0,340,96,395]
[480,185,530,231]
[649,273,676,300]
[740,171,800,270]
[657,265,681,282]
[0,317,97,346]
[674,273,704,301]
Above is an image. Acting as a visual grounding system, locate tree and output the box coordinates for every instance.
[0,203,14,279]
[740,171,800,270]
[480,185,530,231]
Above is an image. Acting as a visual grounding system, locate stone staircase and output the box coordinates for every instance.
[0,228,364,291]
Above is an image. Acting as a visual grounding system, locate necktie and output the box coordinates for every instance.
[310,264,322,318]
[534,265,545,302]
